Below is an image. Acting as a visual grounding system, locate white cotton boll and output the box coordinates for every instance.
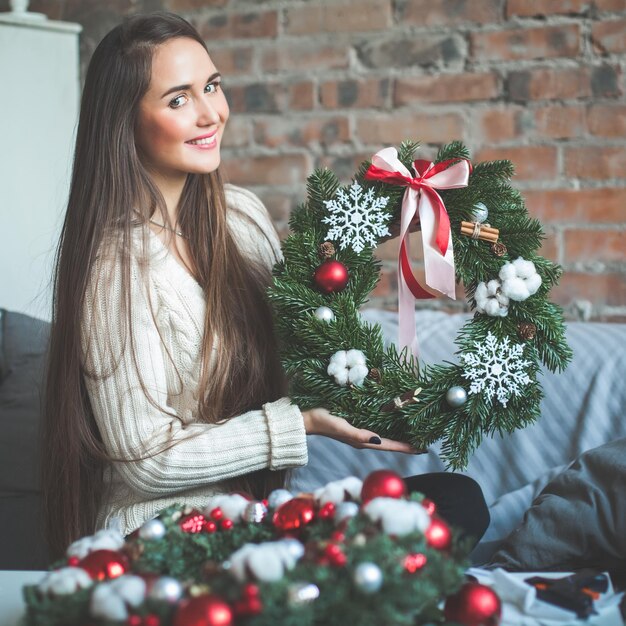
[475,280,508,317]
[484,299,506,317]
[501,276,530,301]
[345,349,366,367]
[348,363,369,386]
[498,262,517,281]
[204,494,249,521]
[228,544,255,582]
[525,272,542,296]
[330,351,348,368]
[229,540,304,583]
[486,279,501,297]
[90,576,146,621]
[67,528,125,559]
[314,476,363,505]
[512,257,536,279]
[364,498,430,536]
[38,567,93,596]
[328,363,349,386]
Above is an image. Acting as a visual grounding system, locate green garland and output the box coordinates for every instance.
[268,140,572,469]
[23,476,471,625]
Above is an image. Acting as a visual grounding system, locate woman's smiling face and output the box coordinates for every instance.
[135,37,229,184]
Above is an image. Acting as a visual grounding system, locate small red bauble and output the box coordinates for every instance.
[126,615,142,626]
[313,260,349,294]
[361,470,407,504]
[67,556,80,567]
[204,520,217,533]
[444,582,502,626]
[318,502,336,520]
[144,615,161,626]
[173,595,233,626]
[425,517,452,551]
[180,512,207,534]
[421,498,437,516]
[403,553,427,573]
[273,497,316,532]
[324,543,347,567]
[79,549,129,581]
[220,519,234,531]
[209,507,223,521]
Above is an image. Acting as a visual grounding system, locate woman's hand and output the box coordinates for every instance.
[301,407,424,454]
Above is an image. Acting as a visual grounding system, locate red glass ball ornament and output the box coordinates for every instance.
[324,543,347,567]
[144,615,161,626]
[67,556,80,567]
[127,615,142,626]
[204,520,217,533]
[220,519,234,531]
[273,497,316,532]
[173,595,234,626]
[444,582,502,626]
[361,470,407,504]
[313,260,349,294]
[425,517,452,551]
[79,549,129,581]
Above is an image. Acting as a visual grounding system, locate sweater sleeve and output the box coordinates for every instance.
[80,248,307,498]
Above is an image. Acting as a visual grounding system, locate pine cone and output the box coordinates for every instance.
[368,367,381,382]
[491,242,508,257]
[318,241,336,259]
[518,322,537,340]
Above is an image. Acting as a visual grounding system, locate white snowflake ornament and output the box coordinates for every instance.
[327,349,368,386]
[475,279,509,317]
[461,332,532,407]
[322,182,391,253]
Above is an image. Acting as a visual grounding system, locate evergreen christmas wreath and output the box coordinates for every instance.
[268,140,572,468]
[23,472,502,626]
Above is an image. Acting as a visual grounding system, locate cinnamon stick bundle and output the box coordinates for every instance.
[460,221,499,243]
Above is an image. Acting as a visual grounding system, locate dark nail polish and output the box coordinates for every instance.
[369,436,382,445]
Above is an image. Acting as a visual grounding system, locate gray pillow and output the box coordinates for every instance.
[487,438,626,579]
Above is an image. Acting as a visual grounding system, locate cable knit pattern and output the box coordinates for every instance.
[80,185,307,536]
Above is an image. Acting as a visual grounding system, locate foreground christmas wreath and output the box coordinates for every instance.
[23,471,502,626]
[268,140,572,468]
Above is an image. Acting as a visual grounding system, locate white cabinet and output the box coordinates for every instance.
[0,11,81,321]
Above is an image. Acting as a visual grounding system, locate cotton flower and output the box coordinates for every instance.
[38,567,93,596]
[203,494,249,522]
[314,476,363,505]
[327,349,368,386]
[364,498,430,536]
[475,279,509,317]
[90,575,146,621]
[66,528,125,560]
[229,539,305,582]
[499,257,542,302]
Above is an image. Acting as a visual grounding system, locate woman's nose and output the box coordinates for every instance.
[197,98,221,126]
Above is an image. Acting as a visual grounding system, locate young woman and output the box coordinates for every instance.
[41,12,489,560]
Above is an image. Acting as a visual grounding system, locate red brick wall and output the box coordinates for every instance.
[11,0,626,321]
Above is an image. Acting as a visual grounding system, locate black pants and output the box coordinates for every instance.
[404,473,490,548]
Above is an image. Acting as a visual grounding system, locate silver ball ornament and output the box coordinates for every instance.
[242,501,268,524]
[138,519,166,541]
[353,562,383,594]
[148,576,183,603]
[472,202,489,224]
[314,306,335,323]
[335,501,359,524]
[267,488,294,509]
[287,582,320,607]
[446,386,468,408]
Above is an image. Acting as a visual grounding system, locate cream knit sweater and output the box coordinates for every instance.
[80,185,308,536]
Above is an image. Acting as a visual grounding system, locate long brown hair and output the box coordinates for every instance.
[42,12,286,560]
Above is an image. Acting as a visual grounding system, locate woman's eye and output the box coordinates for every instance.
[205,81,221,94]
[169,94,187,108]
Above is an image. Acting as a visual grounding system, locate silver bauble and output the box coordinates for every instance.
[314,306,335,322]
[287,582,320,607]
[138,519,166,541]
[148,576,183,603]
[242,501,268,524]
[353,562,383,593]
[446,386,468,408]
[267,488,294,509]
[472,202,489,223]
[335,501,359,524]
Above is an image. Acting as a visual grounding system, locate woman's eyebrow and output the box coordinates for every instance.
[160,72,221,98]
